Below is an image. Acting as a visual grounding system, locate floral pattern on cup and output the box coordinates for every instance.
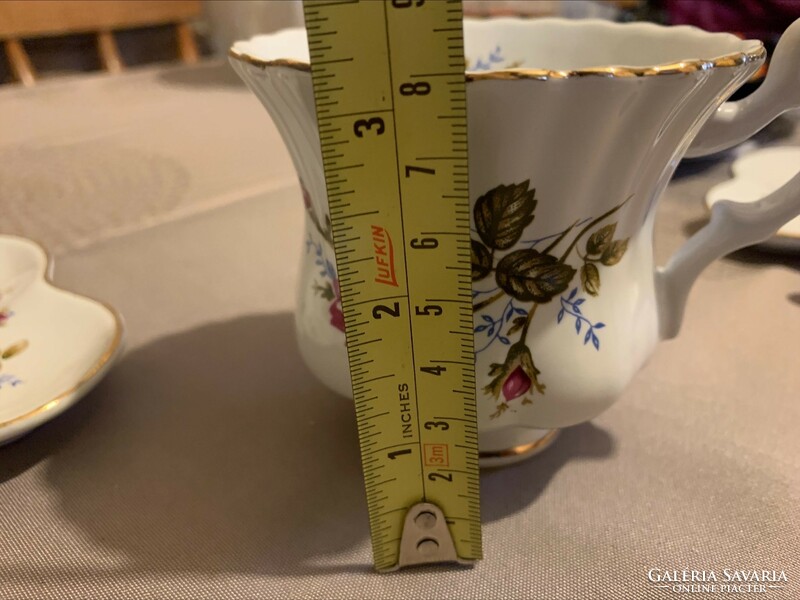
[302,181,332,245]
[307,235,344,333]
[302,181,345,333]
[470,180,629,419]
[300,178,630,418]
[468,45,523,71]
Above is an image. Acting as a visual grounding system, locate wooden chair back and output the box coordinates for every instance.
[0,0,201,86]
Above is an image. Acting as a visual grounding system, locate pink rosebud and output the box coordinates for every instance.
[329,299,345,332]
[329,278,345,332]
[301,182,312,210]
[0,311,8,326]
[502,365,531,401]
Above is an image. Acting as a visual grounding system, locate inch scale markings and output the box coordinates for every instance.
[303,0,480,571]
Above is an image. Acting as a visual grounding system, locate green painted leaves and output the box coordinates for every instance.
[313,281,335,301]
[585,222,629,265]
[580,222,628,295]
[1,340,27,359]
[601,239,628,266]
[469,183,634,420]
[474,180,537,250]
[471,240,492,281]
[496,249,576,303]
[580,263,600,296]
[0,338,28,373]
[586,223,615,256]
[506,315,528,336]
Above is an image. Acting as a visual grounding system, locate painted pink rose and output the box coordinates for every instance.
[301,181,312,210]
[484,341,544,405]
[502,365,531,401]
[329,279,345,332]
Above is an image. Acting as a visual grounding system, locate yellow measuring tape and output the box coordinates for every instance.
[303,0,480,571]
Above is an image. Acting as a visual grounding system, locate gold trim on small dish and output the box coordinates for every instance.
[228,45,766,80]
[0,238,124,432]
[479,428,560,459]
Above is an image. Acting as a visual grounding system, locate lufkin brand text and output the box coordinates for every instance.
[371,225,398,287]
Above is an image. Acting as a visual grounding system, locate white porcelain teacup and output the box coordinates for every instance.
[230,18,800,463]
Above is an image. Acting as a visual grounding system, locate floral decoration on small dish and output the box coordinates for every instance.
[0,299,25,389]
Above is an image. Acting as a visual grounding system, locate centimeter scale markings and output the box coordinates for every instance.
[302,0,481,570]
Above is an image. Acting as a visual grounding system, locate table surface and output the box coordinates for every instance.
[0,61,798,600]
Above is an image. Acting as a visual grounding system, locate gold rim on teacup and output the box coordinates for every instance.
[228,24,765,81]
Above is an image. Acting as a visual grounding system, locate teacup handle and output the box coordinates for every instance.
[686,19,800,158]
[655,171,800,339]
[656,20,800,340]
